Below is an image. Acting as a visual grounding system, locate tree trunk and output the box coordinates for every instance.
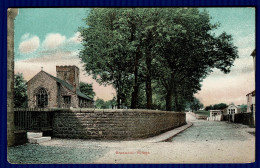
[166,91,173,111]
[131,49,141,109]
[145,32,153,109]
[173,85,179,111]
[116,78,121,109]
[117,96,121,109]
[146,77,152,109]
[131,85,138,109]
[145,53,152,109]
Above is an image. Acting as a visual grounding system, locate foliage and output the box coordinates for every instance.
[95,98,117,109]
[14,73,28,108]
[79,82,96,99]
[194,110,210,116]
[213,103,228,110]
[205,105,213,111]
[205,103,228,111]
[79,8,238,111]
[189,97,204,112]
[240,104,247,113]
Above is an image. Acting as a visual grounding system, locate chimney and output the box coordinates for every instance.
[56,65,80,89]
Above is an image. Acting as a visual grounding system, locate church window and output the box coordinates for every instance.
[36,88,48,108]
[63,96,71,107]
[64,72,68,80]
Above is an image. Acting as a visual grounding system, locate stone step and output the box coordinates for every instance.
[28,136,51,144]
[27,132,43,139]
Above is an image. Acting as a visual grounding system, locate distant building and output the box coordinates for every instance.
[226,104,241,115]
[208,110,222,121]
[208,104,242,121]
[246,90,255,113]
[27,65,94,108]
[209,110,224,118]
[246,49,256,113]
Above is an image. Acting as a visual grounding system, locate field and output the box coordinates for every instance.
[193,110,210,116]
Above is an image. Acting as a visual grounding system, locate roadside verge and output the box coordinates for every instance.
[139,122,193,143]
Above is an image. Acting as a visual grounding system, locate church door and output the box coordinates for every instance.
[36,88,48,108]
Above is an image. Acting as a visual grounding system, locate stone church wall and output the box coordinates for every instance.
[58,84,79,108]
[27,72,58,108]
[52,109,186,140]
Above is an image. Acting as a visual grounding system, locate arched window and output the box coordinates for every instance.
[36,88,48,108]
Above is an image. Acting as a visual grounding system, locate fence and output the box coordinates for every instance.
[14,108,53,131]
[223,112,254,127]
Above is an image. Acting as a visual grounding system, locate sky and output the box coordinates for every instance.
[14,8,255,106]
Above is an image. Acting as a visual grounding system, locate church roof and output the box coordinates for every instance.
[42,71,94,102]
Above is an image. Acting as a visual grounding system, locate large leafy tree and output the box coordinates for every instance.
[79,82,96,99]
[79,8,238,111]
[152,9,238,111]
[14,73,28,108]
[205,103,228,111]
[79,9,135,108]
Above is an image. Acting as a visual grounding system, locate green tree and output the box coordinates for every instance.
[79,82,95,99]
[240,104,247,113]
[107,97,117,109]
[213,103,228,110]
[14,73,28,108]
[189,97,204,112]
[153,9,238,111]
[79,9,134,108]
[205,105,213,111]
[79,8,238,111]
[205,103,227,111]
[95,98,106,109]
[95,98,117,109]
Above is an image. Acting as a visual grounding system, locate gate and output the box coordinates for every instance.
[14,108,53,131]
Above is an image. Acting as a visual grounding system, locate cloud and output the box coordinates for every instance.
[21,33,30,41]
[42,33,66,49]
[19,35,40,54]
[23,51,77,63]
[234,33,255,48]
[238,47,255,57]
[67,32,83,44]
[195,70,255,106]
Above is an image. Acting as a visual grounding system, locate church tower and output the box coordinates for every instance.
[56,65,80,89]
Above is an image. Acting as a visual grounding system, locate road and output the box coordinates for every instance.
[8,113,255,164]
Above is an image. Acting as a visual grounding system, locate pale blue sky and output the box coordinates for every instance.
[14,8,255,60]
[14,8,90,61]
[14,8,255,106]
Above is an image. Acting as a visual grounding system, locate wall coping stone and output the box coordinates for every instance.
[57,108,185,114]
[14,108,186,115]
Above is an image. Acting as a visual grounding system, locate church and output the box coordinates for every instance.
[27,65,94,108]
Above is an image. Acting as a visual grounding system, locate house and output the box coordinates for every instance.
[246,90,255,113]
[27,65,94,108]
[246,49,256,113]
[246,49,256,125]
[226,104,241,115]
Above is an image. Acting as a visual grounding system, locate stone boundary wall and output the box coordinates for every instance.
[52,109,186,140]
